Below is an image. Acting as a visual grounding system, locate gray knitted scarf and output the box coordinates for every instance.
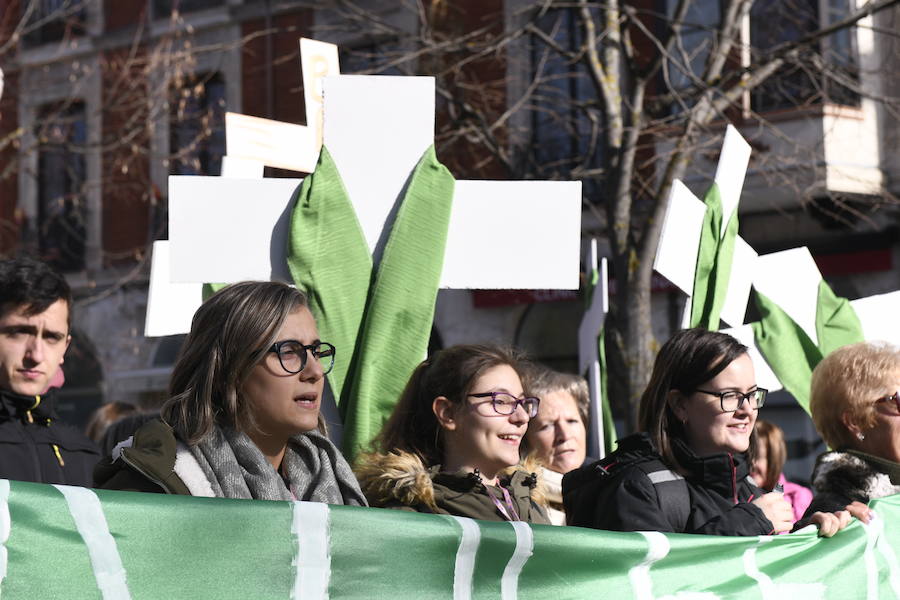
[190,426,367,506]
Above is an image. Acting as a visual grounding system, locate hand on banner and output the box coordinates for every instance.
[809,501,871,537]
[752,492,794,533]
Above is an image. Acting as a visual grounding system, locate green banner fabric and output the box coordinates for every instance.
[3,479,900,599]
[690,183,739,330]
[752,281,865,413]
[287,145,454,459]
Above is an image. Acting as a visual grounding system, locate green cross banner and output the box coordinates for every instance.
[3,479,900,598]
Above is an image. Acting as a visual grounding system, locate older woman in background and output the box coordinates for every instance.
[523,366,589,524]
[803,342,900,518]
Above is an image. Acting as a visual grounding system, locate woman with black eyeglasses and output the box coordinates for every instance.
[95,281,366,506]
[798,342,897,525]
[565,328,857,536]
[354,344,550,523]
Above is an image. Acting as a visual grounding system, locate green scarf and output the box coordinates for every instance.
[690,183,738,330]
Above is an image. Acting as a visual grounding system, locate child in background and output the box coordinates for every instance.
[752,420,813,523]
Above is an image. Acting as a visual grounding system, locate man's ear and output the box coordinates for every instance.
[433,396,457,431]
[61,334,72,364]
[668,390,688,423]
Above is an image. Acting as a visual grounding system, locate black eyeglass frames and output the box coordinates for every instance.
[467,391,540,418]
[267,340,335,375]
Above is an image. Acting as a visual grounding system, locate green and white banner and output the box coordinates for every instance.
[3,479,900,599]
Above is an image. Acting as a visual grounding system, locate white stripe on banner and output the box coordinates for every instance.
[742,536,776,600]
[870,512,900,598]
[629,531,670,600]
[863,514,881,600]
[500,521,533,600]
[0,480,10,598]
[291,501,331,600]
[450,516,481,600]
[54,484,131,600]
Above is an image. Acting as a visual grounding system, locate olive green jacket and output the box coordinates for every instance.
[356,451,550,524]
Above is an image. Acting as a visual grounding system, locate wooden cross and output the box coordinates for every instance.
[145,38,340,336]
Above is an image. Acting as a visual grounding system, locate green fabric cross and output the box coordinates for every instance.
[286,145,454,459]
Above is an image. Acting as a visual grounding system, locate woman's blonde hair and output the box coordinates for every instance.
[810,341,900,449]
[161,281,311,445]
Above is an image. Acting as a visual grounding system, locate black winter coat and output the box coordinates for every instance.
[0,389,100,487]
[563,433,774,535]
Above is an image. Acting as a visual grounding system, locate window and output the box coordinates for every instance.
[528,9,602,194]
[36,102,87,273]
[169,72,226,176]
[152,0,219,19]
[750,0,859,111]
[22,0,87,47]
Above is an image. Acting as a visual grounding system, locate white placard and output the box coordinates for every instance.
[713,124,751,237]
[168,176,303,283]
[323,76,436,255]
[720,324,784,393]
[851,291,900,346]
[144,241,204,337]
[442,180,581,289]
[300,37,340,147]
[168,177,582,289]
[225,113,318,173]
[653,179,706,294]
[753,247,822,347]
[221,155,264,178]
[719,236,758,327]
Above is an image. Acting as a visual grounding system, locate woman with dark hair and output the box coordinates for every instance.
[354,344,550,523]
[95,281,366,506]
[565,328,854,536]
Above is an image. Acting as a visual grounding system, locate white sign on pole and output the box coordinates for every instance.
[144,241,205,337]
[653,125,755,329]
[578,239,609,458]
[753,247,823,348]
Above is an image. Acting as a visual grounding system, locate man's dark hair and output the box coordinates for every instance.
[0,257,72,326]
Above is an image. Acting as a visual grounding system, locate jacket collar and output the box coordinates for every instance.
[0,388,59,423]
[672,437,750,498]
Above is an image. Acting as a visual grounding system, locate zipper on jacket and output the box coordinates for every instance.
[728,453,738,504]
[25,394,40,424]
[118,452,174,494]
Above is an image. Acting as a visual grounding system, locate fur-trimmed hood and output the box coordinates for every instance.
[812,450,900,503]
[354,451,549,523]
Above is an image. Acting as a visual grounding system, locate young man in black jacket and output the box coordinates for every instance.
[0,257,99,486]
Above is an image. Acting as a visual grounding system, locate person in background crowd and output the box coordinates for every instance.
[95,281,366,506]
[565,328,861,536]
[800,342,899,521]
[751,420,812,523]
[355,344,550,523]
[85,401,139,444]
[522,365,589,524]
[0,257,100,486]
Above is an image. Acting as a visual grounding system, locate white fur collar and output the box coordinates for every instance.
[174,442,216,497]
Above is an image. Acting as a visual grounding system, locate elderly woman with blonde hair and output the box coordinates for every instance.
[802,341,900,519]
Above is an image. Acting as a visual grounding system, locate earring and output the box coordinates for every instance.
[857,432,866,441]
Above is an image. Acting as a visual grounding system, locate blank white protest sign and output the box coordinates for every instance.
[653,125,755,328]
[753,247,823,347]
[168,75,582,290]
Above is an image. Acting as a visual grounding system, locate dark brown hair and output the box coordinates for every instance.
[638,328,749,474]
[84,402,139,443]
[370,344,525,467]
